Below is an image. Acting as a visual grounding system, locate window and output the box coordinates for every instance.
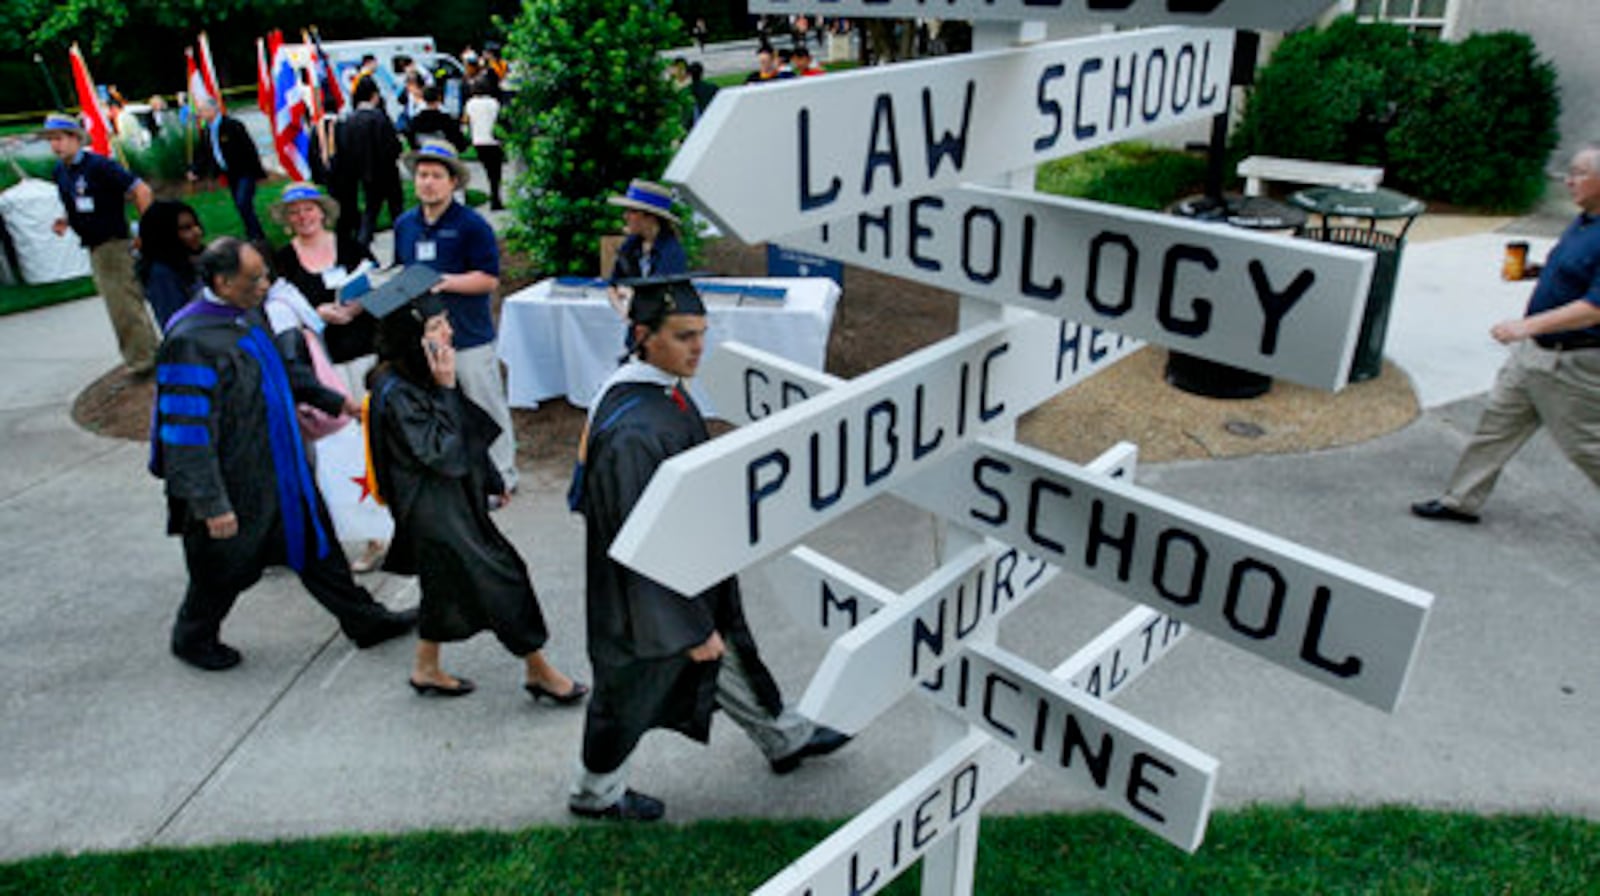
[1353,0,1452,40]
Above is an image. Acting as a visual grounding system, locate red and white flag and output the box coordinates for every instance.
[308,26,345,114]
[271,42,311,180]
[256,37,274,118]
[68,43,112,156]
[196,31,224,114]
[186,48,210,128]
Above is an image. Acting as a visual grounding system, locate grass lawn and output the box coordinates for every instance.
[1,806,1596,894]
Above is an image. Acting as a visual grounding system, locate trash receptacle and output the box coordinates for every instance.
[1290,186,1425,383]
[1164,194,1307,399]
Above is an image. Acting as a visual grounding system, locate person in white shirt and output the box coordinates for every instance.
[463,77,505,210]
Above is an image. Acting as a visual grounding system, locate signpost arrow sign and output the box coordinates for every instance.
[611,314,1139,595]
[666,28,1234,243]
[747,0,1337,31]
[898,436,1433,711]
[781,186,1376,390]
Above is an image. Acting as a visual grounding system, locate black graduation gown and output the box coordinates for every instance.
[369,370,550,654]
[577,379,783,774]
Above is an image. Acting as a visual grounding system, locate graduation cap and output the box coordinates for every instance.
[622,273,707,325]
[346,264,445,320]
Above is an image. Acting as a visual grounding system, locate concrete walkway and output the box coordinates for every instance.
[0,206,1595,863]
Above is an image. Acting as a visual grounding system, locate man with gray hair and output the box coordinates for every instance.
[1413,142,1600,523]
[152,237,416,670]
[187,98,267,241]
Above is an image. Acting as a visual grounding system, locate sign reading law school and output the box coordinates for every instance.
[665,27,1233,243]
[785,186,1375,390]
[748,0,1336,31]
[900,437,1433,711]
[611,315,1139,595]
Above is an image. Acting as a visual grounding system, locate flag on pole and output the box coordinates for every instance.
[196,31,224,115]
[256,38,274,118]
[68,43,113,156]
[308,26,345,113]
[186,47,213,126]
[271,43,311,181]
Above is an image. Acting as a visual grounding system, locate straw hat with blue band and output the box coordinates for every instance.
[607,179,681,225]
[270,182,341,227]
[38,112,87,140]
[402,137,471,186]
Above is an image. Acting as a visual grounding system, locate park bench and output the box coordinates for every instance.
[1237,154,1384,197]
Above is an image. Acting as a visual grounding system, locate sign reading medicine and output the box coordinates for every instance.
[667,27,1234,243]
[747,0,1336,31]
[786,186,1375,390]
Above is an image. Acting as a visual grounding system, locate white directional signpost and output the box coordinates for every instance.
[617,2,1436,893]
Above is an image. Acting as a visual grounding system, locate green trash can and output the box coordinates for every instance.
[1290,187,1425,383]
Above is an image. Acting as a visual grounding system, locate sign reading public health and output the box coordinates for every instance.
[666,27,1234,243]
[784,186,1375,390]
[610,314,1140,595]
[747,0,1336,31]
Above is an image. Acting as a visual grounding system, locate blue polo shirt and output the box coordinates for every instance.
[392,200,500,349]
[53,150,140,249]
[1527,212,1600,343]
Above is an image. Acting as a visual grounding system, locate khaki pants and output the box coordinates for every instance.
[1441,340,1600,514]
[90,239,158,373]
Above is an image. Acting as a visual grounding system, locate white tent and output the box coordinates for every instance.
[0,179,93,285]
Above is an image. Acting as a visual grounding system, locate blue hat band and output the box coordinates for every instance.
[419,145,458,162]
[282,185,325,203]
[43,114,80,132]
[624,185,674,215]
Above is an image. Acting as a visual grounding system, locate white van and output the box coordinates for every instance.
[284,36,470,121]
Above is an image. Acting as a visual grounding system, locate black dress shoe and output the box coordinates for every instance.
[172,640,242,671]
[569,789,664,822]
[1410,499,1480,524]
[525,680,590,705]
[352,608,419,648]
[770,725,852,775]
[409,677,476,697]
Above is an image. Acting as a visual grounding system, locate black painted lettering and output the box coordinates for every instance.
[1020,214,1064,300]
[912,791,940,849]
[1225,558,1286,640]
[955,573,983,639]
[1061,714,1113,787]
[1108,647,1128,691]
[1152,527,1207,606]
[951,763,979,819]
[911,598,947,677]
[857,206,892,258]
[1158,244,1217,338]
[1249,261,1315,356]
[1108,52,1137,132]
[1198,39,1219,107]
[961,206,1003,284]
[1126,752,1175,824]
[1035,63,1066,151]
[1300,586,1364,678]
[1086,499,1137,582]
[743,368,772,421]
[864,399,899,487]
[747,450,790,545]
[821,582,861,630]
[1141,48,1168,122]
[922,81,975,178]
[1171,43,1196,113]
[862,94,902,196]
[912,383,944,461]
[1087,232,1138,317]
[1027,478,1072,555]
[991,548,1020,610]
[847,853,880,896]
[908,195,943,272]
[1074,58,1103,140]
[982,670,1021,739]
[782,381,809,410]
[979,342,1008,422]
[798,108,841,212]
[971,455,1011,527]
[809,422,847,512]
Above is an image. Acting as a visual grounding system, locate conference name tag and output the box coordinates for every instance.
[415,241,437,262]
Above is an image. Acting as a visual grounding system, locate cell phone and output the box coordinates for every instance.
[425,340,442,358]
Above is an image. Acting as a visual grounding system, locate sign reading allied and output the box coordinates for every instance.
[667,27,1234,243]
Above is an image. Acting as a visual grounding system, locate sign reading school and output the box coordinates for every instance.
[667,27,1234,243]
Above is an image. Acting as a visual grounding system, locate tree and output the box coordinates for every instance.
[503,0,691,275]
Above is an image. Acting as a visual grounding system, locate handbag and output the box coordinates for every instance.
[296,328,352,440]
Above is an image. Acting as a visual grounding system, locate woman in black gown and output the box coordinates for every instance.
[367,292,588,702]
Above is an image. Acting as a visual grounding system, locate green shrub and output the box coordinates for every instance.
[503,0,692,276]
[1036,143,1207,211]
[1386,32,1559,211]
[1232,16,1559,211]
[121,127,192,185]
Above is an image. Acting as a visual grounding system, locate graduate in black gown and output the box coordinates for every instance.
[567,276,848,822]
[366,286,588,702]
[152,238,417,671]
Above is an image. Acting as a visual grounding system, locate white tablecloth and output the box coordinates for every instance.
[497,276,841,416]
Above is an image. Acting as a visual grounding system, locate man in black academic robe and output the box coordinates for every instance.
[153,238,415,671]
[568,277,848,821]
